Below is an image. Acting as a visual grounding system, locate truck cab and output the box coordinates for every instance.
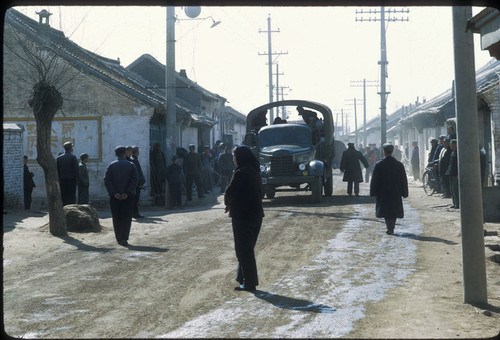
[244,100,335,203]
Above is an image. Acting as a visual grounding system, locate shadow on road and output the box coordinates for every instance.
[263,194,376,209]
[58,235,115,253]
[395,232,458,245]
[253,290,336,314]
[126,244,169,252]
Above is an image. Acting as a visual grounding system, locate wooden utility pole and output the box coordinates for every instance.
[259,14,287,123]
[350,79,378,148]
[355,7,409,147]
[452,6,487,305]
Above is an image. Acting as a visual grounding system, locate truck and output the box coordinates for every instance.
[243,100,335,203]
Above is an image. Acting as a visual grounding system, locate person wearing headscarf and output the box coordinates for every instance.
[224,145,264,292]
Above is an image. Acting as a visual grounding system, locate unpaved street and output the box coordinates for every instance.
[3,173,500,338]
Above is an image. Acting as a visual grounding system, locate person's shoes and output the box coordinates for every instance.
[118,240,128,246]
[355,193,359,197]
[386,229,394,235]
[133,214,144,219]
[234,284,256,292]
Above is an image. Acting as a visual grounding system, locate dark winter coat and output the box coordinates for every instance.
[340,147,369,183]
[370,156,408,218]
[224,166,264,220]
[57,151,79,181]
[183,152,202,176]
[132,157,146,187]
[446,149,458,176]
[104,157,139,197]
[166,163,183,185]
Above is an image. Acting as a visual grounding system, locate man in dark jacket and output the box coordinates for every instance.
[78,153,90,204]
[183,144,205,201]
[166,155,183,209]
[57,141,79,206]
[131,146,146,218]
[438,138,452,198]
[411,141,420,181]
[218,146,235,193]
[104,146,138,246]
[23,156,35,210]
[370,143,409,235]
[150,142,167,206]
[446,139,459,209]
[340,143,369,196]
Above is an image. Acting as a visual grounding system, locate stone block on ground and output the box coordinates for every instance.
[63,204,101,232]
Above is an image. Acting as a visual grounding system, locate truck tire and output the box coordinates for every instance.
[311,176,322,203]
[323,174,333,196]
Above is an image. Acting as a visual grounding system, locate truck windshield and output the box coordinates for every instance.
[258,126,312,149]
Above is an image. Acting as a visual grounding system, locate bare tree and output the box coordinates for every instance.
[5,23,80,236]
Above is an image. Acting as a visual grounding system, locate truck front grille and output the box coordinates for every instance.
[271,156,294,176]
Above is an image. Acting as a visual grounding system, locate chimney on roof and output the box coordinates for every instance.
[36,9,52,26]
[179,69,188,78]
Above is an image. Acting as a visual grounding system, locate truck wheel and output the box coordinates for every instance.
[324,174,333,196]
[311,176,322,203]
[266,188,276,199]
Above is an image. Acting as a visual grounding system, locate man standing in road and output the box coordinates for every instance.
[411,141,420,181]
[339,143,369,196]
[370,143,409,235]
[446,139,459,209]
[131,146,146,218]
[57,141,79,206]
[78,153,90,204]
[104,146,138,246]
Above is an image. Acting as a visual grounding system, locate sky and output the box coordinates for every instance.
[12,5,494,131]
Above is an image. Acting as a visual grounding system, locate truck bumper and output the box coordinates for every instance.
[262,175,316,185]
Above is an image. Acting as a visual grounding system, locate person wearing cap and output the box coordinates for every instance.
[104,146,139,246]
[77,153,90,204]
[446,139,459,209]
[131,146,146,218]
[432,135,446,163]
[57,141,79,205]
[224,145,264,292]
[340,142,369,196]
[428,138,439,164]
[219,145,235,193]
[438,138,452,198]
[183,144,204,201]
[125,146,133,162]
[370,143,408,235]
[166,155,183,209]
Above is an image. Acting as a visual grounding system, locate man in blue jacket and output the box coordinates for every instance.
[370,143,409,235]
[104,146,138,246]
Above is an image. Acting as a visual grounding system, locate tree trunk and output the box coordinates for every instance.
[31,82,67,236]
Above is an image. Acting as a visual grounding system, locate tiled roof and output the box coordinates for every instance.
[5,8,164,107]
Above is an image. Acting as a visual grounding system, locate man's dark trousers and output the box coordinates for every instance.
[60,179,77,205]
[110,196,134,242]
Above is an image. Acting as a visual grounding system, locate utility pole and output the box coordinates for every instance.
[345,98,362,147]
[259,14,287,123]
[279,85,291,119]
[273,63,284,119]
[350,79,378,148]
[452,6,487,305]
[355,7,409,147]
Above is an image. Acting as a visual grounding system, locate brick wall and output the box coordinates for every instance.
[3,124,24,209]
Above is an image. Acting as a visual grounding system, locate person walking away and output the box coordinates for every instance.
[166,155,183,209]
[446,139,459,209]
[201,146,213,193]
[150,142,167,206]
[339,143,369,196]
[224,145,264,292]
[184,144,205,201]
[57,141,79,205]
[131,146,146,218]
[104,146,138,246]
[438,138,452,198]
[218,146,235,193]
[393,145,402,162]
[23,156,35,210]
[78,153,90,204]
[370,143,409,235]
[411,141,420,181]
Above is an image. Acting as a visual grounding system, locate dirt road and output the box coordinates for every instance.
[3,173,500,338]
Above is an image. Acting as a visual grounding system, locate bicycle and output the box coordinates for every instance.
[422,160,441,196]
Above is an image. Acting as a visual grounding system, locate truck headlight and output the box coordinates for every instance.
[260,165,266,172]
[299,163,306,171]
